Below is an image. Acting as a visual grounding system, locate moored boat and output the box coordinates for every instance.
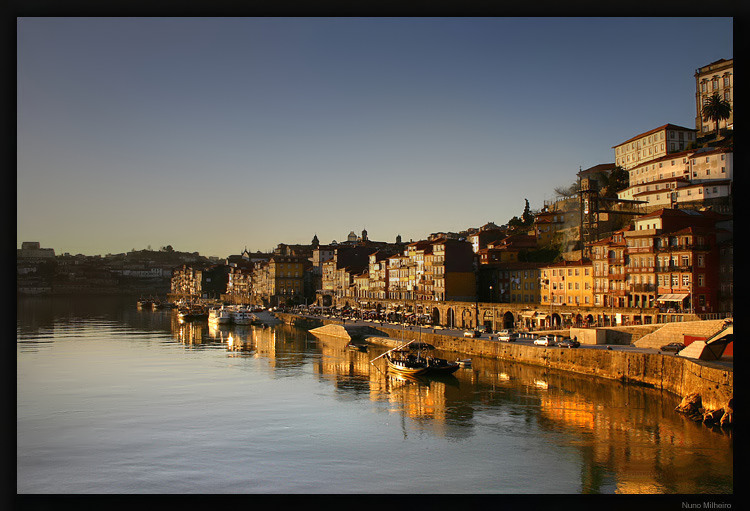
[385,351,460,376]
[208,307,233,324]
[178,305,209,322]
[372,339,460,377]
[232,306,253,325]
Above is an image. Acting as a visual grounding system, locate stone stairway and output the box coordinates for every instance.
[632,319,729,350]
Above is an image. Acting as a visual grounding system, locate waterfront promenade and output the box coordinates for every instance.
[278,311,733,426]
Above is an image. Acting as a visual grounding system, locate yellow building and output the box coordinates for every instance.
[695,58,733,135]
[614,124,697,171]
[540,259,594,307]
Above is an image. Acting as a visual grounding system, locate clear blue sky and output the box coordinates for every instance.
[17,17,733,258]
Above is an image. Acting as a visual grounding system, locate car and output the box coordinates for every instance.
[660,342,685,353]
[464,330,481,338]
[498,332,518,342]
[534,335,556,346]
[558,338,580,348]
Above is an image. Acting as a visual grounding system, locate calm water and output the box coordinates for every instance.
[17,296,733,495]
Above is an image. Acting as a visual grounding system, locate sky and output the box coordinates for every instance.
[17,17,733,258]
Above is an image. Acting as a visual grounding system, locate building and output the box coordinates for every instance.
[17,241,55,261]
[617,146,732,213]
[591,228,631,309]
[366,248,399,301]
[613,124,698,171]
[467,225,506,253]
[477,233,537,264]
[533,203,578,248]
[695,58,734,136]
[254,255,307,307]
[541,259,594,308]
[321,245,379,303]
[622,208,728,314]
[427,238,475,302]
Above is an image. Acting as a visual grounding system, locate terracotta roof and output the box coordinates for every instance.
[613,124,697,148]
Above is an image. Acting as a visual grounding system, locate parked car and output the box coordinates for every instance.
[498,332,518,342]
[660,342,685,353]
[558,338,580,348]
[464,330,481,338]
[534,335,556,346]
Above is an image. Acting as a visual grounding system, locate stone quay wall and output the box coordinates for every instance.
[292,315,732,413]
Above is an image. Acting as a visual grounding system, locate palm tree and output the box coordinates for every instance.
[702,92,732,139]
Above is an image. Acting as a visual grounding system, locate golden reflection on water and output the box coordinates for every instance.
[168,319,732,494]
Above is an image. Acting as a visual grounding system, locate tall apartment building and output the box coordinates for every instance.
[695,58,733,135]
[427,238,475,302]
[613,124,697,171]
[591,228,631,309]
[617,146,732,213]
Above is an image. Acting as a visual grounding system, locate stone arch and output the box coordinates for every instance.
[446,308,455,329]
[502,311,515,330]
[432,307,441,326]
[551,313,562,329]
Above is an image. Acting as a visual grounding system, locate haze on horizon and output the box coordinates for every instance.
[17,17,733,258]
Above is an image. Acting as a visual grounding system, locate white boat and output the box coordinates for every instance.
[208,307,233,324]
[232,306,253,325]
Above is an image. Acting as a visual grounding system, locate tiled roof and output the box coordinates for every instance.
[613,124,697,148]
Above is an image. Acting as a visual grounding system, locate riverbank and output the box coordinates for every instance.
[283,313,733,428]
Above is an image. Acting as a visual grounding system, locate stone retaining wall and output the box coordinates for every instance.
[303,319,732,412]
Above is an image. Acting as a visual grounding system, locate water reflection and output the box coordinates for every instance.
[18,297,733,494]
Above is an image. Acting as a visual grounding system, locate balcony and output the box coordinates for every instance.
[654,244,710,253]
[655,265,693,273]
[631,283,656,292]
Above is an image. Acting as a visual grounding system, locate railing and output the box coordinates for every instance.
[654,244,711,253]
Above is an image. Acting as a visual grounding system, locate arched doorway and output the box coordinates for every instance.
[446,308,455,329]
[432,307,441,326]
[502,311,515,330]
[551,313,562,329]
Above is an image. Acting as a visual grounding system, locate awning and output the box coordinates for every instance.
[535,313,548,319]
[656,293,689,302]
[520,311,535,318]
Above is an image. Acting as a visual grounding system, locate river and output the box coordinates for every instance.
[16,295,733,495]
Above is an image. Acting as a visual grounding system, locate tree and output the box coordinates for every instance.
[597,166,629,198]
[702,93,732,139]
[521,199,533,226]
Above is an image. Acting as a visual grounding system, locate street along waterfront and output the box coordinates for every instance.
[17,296,732,494]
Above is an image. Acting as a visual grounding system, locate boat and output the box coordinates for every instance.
[136,297,154,309]
[178,304,209,322]
[208,307,233,325]
[232,306,253,325]
[385,351,460,376]
[372,339,460,377]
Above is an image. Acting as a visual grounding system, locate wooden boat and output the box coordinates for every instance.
[178,305,209,322]
[373,340,460,377]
